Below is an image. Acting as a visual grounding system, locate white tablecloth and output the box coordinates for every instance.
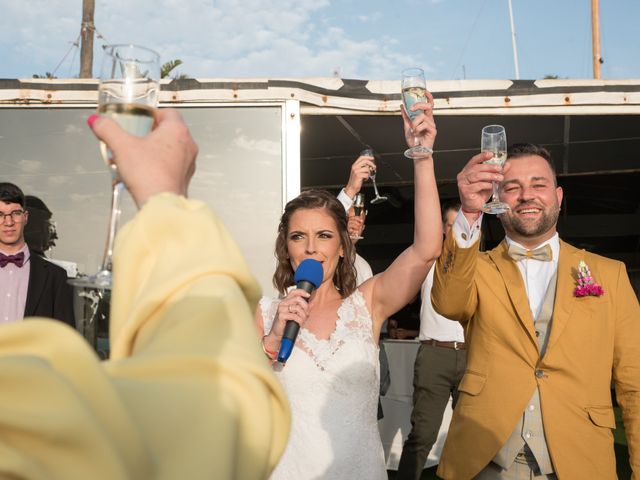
[379,339,453,470]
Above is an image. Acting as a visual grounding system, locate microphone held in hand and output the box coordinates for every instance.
[277,259,323,364]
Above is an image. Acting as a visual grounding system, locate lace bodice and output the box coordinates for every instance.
[260,289,386,480]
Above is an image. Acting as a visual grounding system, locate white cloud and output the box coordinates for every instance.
[356,13,383,23]
[47,175,69,187]
[231,129,280,155]
[0,1,79,77]
[0,0,426,81]
[65,123,84,134]
[69,192,99,202]
[18,159,42,173]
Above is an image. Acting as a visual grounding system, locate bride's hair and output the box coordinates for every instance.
[273,189,357,297]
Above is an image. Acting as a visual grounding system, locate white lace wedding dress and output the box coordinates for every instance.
[260,289,387,480]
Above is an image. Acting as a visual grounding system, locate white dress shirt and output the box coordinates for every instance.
[0,244,31,324]
[419,267,465,342]
[338,189,373,287]
[337,188,353,212]
[453,211,560,319]
[354,253,373,286]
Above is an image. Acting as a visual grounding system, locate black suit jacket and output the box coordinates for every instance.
[24,249,75,328]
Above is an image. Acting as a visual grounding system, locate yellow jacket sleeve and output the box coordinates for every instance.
[0,193,290,480]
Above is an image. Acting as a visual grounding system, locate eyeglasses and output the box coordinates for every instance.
[0,210,26,223]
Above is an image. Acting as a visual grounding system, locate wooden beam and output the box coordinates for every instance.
[591,0,602,79]
[79,0,95,78]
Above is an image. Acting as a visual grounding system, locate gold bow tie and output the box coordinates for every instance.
[507,243,552,262]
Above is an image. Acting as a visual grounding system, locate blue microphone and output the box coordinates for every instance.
[277,259,323,363]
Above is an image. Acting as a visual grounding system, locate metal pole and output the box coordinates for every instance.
[591,0,602,79]
[507,0,520,79]
[79,0,95,78]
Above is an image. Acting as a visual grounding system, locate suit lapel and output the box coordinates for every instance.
[488,241,538,349]
[546,241,581,351]
[24,250,47,317]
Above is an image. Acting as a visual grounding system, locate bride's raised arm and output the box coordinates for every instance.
[360,91,442,330]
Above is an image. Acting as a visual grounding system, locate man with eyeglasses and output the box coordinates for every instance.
[0,182,74,326]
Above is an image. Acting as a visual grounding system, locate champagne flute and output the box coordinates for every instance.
[401,68,433,159]
[353,193,365,218]
[480,124,510,215]
[70,44,160,289]
[351,193,365,240]
[361,148,388,205]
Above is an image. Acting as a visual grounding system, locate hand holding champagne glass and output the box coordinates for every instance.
[360,148,388,205]
[480,124,509,215]
[71,44,160,289]
[401,68,434,159]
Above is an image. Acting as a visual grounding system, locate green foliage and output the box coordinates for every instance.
[161,59,188,79]
[32,72,57,79]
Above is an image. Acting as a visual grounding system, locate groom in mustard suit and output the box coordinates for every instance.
[431,144,640,479]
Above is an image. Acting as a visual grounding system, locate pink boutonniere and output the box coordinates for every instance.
[573,260,604,297]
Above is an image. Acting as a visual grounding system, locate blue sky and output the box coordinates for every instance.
[1,0,639,81]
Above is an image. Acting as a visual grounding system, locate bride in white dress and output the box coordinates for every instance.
[257,93,441,479]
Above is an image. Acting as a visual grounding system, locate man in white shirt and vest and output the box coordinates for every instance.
[337,150,377,284]
[396,201,465,479]
[431,143,640,479]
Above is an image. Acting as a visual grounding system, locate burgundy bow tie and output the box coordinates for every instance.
[0,252,25,268]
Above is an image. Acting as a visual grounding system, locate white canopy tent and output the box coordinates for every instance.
[1,77,639,290]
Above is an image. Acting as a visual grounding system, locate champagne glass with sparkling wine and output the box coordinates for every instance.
[70,44,160,289]
[360,148,387,204]
[480,124,509,215]
[401,68,433,159]
[351,193,365,240]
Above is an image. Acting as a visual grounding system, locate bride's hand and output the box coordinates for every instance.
[401,90,436,152]
[263,289,310,351]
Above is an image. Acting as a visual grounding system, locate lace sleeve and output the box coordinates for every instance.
[259,296,280,334]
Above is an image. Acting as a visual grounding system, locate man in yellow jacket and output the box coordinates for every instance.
[432,143,639,479]
[0,108,290,479]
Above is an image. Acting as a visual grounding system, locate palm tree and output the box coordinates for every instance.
[161,59,189,79]
[32,72,57,79]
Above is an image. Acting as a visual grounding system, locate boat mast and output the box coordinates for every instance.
[507,0,520,79]
[591,0,602,79]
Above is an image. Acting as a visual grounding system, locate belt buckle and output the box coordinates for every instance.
[453,341,461,350]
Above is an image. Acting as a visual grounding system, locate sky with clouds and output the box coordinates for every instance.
[1,0,639,81]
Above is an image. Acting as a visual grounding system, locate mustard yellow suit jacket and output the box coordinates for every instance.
[432,232,640,479]
[0,194,290,480]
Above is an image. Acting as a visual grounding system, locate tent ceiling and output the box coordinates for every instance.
[300,112,640,275]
